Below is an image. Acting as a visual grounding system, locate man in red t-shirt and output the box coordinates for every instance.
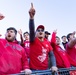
[0,27,32,75]
[18,30,30,58]
[29,3,58,72]
[23,32,30,58]
[66,32,76,62]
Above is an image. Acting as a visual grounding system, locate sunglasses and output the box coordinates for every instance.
[37,29,44,32]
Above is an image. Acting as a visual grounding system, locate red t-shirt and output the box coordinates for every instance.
[30,38,52,70]
[0,39,29,74]
[24,41,30,58]
[66,44,76,62]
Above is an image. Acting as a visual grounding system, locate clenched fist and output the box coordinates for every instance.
[29,3,35,19]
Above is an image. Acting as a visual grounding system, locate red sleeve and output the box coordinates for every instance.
[21,48,29,70]
[50,32,56,44]
[50,32,56,45]
[49,42,53,52]
[21,42,25,47]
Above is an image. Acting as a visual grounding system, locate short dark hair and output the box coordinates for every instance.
[7,27,17,35]
[56,36,60,39]
[67,33,72,41]
[61,35,66,39]
[23,32,29,36]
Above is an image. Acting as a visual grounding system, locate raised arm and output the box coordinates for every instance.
[18,29,24,46]
[29,3,35,42]
[50,30,57,45]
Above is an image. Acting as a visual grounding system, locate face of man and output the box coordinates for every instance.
[62,36,67,42]
[36,28,45,39]
[24,33,29,41]
[5,30,16,42]
[56,37,61,45]
[45,34,49,39]
[69,34,75,40]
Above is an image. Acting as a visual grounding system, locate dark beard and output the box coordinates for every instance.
[5,37,16,42]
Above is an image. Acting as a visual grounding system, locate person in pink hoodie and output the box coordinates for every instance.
[0,27,32,75]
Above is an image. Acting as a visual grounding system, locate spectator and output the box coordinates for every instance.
[18,29,30,58]
[66,31,76,62]
[61,35,68,49]
[45,31,51,68]
[51,30,76,68]
[45,31,51,40]
[29,3,58,72]
[0,27,32,75]
[23,32,30,58]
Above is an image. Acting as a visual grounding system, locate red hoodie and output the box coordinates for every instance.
[0,38,29,75]
[51,32,76,68]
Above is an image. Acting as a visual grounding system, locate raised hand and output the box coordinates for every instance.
[72,31,76,35]
[53,29,57,34]
[18,29,22,35]
[0,13,5,20]
[29,3,35,19]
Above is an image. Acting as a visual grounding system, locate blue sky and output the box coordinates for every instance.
[0,0,76,40]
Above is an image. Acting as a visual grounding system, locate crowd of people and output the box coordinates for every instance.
[0,3,76,75]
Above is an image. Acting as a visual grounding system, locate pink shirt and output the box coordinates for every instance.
[0,39,29,74]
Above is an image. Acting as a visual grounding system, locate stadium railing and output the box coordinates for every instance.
[10,67,76,75]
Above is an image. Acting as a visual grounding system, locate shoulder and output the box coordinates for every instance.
[0,38,7,43]
[0,38,5,41]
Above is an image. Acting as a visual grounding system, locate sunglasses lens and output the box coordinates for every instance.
[37,29,44,32]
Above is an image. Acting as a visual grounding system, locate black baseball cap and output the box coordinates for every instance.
[45,31,51,35]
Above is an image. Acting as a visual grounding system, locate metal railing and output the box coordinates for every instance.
[9,67,76,75]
